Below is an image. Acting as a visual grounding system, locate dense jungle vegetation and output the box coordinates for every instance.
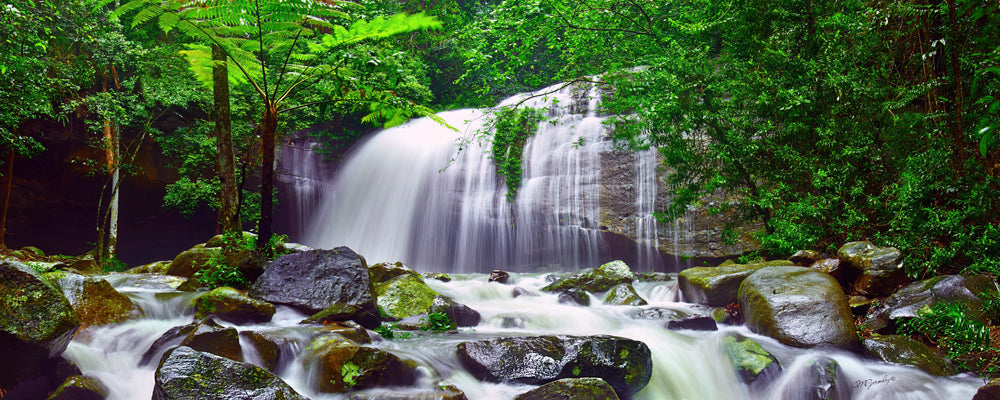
[1,0,998,281]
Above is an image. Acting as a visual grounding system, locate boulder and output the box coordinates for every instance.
[223,249,268,285]
[666,315,717,331]
[346,385,467,400]
[50,272,142,327]
[305,334,417,393]
[514,377,620,400]
[677,261,792,307]
[304,303,381,329]
[249,248,378,327]
[738,266,858,349]
[861,274,997,332]
[370,261,419,284]
[776,357,849,400]
[974,378,1000,400]
[45,375,108,400]
[558,289,591,306]
[165,247,221,278]
[377,273,440,320]
[194,287,275,324]
[862,335,956,376]
[627,307,687,321]
[126,261,170,274]
[601,283,647,306]
[636,272,672,282]
[140,318,243,366]
[490,270,511,284]
[541,260,636,293]
[837,241,907,296]
[456,335,652,399]
[789,250,822,266]
[153,346,306,400]
[424,272,452,282]
[721,334,781,383]
[110,273,185,290]
[429,296,481,327]
[205,231,256,248]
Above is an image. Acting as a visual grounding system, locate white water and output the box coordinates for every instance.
[64,274,982,399]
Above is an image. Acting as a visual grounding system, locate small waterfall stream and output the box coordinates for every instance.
[63,274,982,399]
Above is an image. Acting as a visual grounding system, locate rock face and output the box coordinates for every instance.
[862,335,956,376]
[601,283,647,306]
[140,318,243,366]
[678,260,792,307]
[861,274,997,332]
[50,272,142,327]
[738,266,857,349]
[0,261,81,398]
[153,346,307,400]
[837,241,907,296]
[514,377,621,400]
[456,335,652,399]
[541,260,636,293]
[250,248,378,326]
[306,334,417,393]
[194,287,276,324]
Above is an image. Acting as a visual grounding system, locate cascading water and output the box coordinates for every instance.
[299,82,676,273]
[64,274,982,399]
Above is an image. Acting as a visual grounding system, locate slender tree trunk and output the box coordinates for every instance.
[213,44,239,234]
[0,151,14,251]
[257,103,278,253]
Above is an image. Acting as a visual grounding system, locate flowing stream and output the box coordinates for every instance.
[63,273,982,399]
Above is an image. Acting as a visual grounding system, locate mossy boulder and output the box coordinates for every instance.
[153,346,306,400]
[738,266,857,349]
[376,273,440,320]
[558,289,591,306]
[602,283,647,306]
[837,241,908,296]
[677,260,793,307]
[140,318,243,366]
[369,261,419,284]
[46,375,108,400]
[50,272,142,327]
[721,334,781,383]
[514,377,620,400]
[165,247,221,278]
[346,384,468,400]
[974,378,1000,400]
[205,231,257,248]
[456,335,652,399]
[304,302,382,329]
[194,287,275,324]
[861,274,997,332]
[106,273,185,290]
[429,296,481,327]
[862,335,956,376]
[305,334,417,393]
[541,260,636,293]
[127,261,170,274]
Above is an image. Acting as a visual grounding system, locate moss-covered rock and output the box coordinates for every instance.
[153,346,306,400]
[166,247,221,278]
[862,335,956,376]
[541,260,636,293]
[194,287,275,324]
[140,318,243,366]
[205,231,257,248]
[369,261,419,285]
[303,303,381,330]
[721,334,781,383]
[677,260,793,307]
[127,261,171,274]
[738,266,857,349]
[429,296,481,327]
[837,241,908,296]
[861,274,997,333]
[106,273,186,290]
[305,334,417,393]
[50,272,143,327]
[514,377,620,400]
[602,283,647,306]
[456,335,651,399]
[424,272,452,282]
[376,273,440,320]
[974,378,1000,400]
[46,375,108,400]
[558,289,591,306]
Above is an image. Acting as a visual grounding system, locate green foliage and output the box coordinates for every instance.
[898,302,991,366]
[487,106,544,200]
[420,312,455,331]
[101,254,129,273]
[340,361,361,388]
[373,322,411,339]
[194,253,247,290]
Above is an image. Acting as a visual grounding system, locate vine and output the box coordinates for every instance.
[489,106,543,201]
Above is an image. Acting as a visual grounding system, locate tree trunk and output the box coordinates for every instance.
[213,44,239,234]
[0,151,13,251]
[257,103,278,254]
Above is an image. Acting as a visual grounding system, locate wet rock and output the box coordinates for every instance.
[165,246,221,278]
[240,330,288,372]
[627,307,687,321]
[809,258,842,280]
[50,272,143,327]
[194,287,275,324]
[789,250,822,266]
[223,249,268,285]
[304,302,381,329]
[490,270,511,284]
[376,273,440,320]
[974,378,1000,400]
[738,266,857,349]
[456,335,652,399]
[666,315,717,331]
[514,377,620,400]
[46,375,108,400]
[512,287,539,298]
[861,274,997,332]
[153,346,306,400]
[305,334,417,393]
[558,289,591,306]
[424,272,452,282]
[777,357,849,400]
[205,231,257,248]
[721,334,781,383]
[314,321,372,344]
[635,272,672,282]
[541,260,636,293]
[111,273,185,290]
[500,316,525,328]
[127,261,170,274]
[347,384,468,400]
[862,335,956,376]
[601,283,647,306]
[677,261,791,307]
[837,241,908,296]
[430,296,481,327]
[140,318,242,366]
[65,254,100,274]
[249,248,378,327]
[370,261,419,284]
